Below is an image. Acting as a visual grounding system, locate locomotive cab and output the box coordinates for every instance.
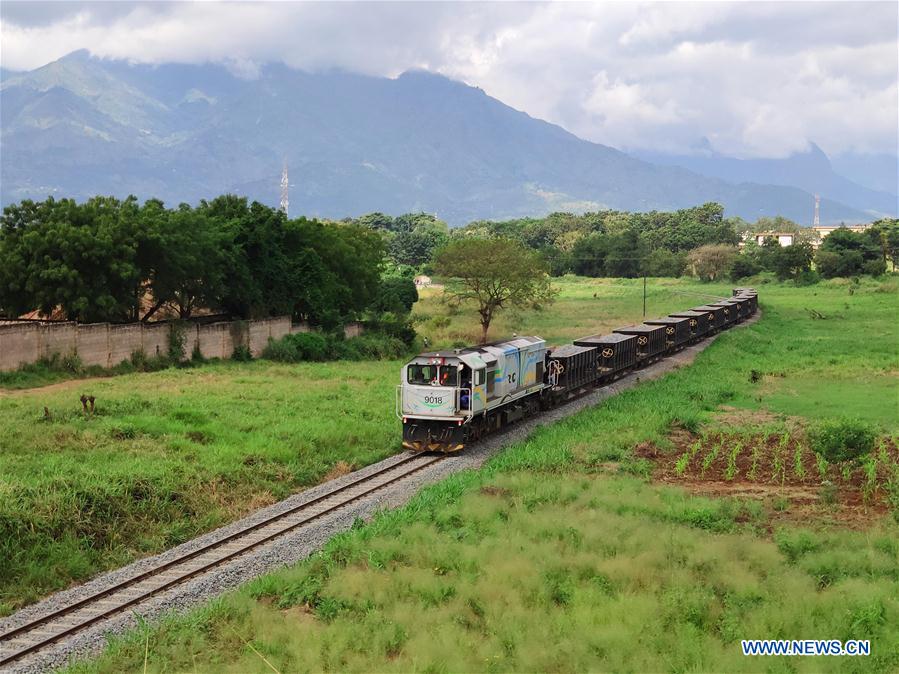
[398,351,491,452]
[398,337,546,452]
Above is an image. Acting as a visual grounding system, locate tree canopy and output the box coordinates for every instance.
[434,237,555,344]
[0,195,388,327]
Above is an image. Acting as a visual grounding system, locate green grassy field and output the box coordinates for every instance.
[66,276,899,673]
[0,361,400,614]
[413,275,734,346]
[0,277,726,615]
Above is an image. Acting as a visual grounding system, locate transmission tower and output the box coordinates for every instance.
[813,194,820,226]
[280,159,289,217]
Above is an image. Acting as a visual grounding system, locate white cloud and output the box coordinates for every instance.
[1,1,895,158]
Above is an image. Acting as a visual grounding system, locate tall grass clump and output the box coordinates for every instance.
[262,332,330,362]
[810,418,878,463]
[262,332,408,363]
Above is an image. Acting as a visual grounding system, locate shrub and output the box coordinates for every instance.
[167,322,188,361]
[232,344,253,362]
[729,255,760,281]
[262,332,329,362]
[793,269,820,286]
[372,316,417,346]
[262,329,410,363]
[59,353,83,373]
[130,349,170,372]
[809,418,877,463]
[863,258,887,277]
[375,277,419,313]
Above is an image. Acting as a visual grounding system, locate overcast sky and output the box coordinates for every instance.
[2,1,896,159]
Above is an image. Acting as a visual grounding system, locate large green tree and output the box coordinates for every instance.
[435,237,555,344]
[140,201,230,320]
[0,196,146,322]
[816,228,885,278]
[687,244,738,282]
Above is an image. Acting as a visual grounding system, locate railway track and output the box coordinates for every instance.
[0,452,443,669]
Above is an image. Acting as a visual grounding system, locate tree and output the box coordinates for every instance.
[644,249,686,277]
[752,215,801,233]
[435,238,555,344]
[571,232,611,277]
[0,196,146,322]
[388,227,449,267]
[686,244,738,282]
[770,240,814,281]
[756,236,785,271]
[604,229,647,278]
[816,228,884,278]
[354,212,395,231]
[729,254,761,281]
[140,202,229,320]
[868,219,899,268]
[375,276,418,314]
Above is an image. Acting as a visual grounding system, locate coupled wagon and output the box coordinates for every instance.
[397,288,758,452]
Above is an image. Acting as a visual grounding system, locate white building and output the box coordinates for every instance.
[743,231,795,247]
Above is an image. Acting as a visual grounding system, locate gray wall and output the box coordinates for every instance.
[0,318,366,372]
[0,317,342,372]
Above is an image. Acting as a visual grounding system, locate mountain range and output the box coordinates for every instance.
[1,51,894,226]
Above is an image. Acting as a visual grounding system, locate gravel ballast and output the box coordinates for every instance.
[0,316,757,673]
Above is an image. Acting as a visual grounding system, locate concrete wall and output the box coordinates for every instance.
[0,316,314,372]
[142,323,170,359]
[108,324,143,367]
[39,323,77,360]
[77,323,110,368]
[0,323,39,369]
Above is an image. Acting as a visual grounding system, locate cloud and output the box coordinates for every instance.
[1,1,896,158]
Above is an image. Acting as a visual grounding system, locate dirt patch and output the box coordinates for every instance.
[479,485,513,497]
[634,431,899,529]
[280,603,319,626]
[244,492,278,513]
[0,375,114,396]
[323,461,356,482]
[714,405,795,427]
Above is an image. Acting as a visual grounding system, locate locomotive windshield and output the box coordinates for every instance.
[407,364,458,386]
[407,364,436,384]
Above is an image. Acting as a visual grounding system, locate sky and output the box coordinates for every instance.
[2,1,897,159]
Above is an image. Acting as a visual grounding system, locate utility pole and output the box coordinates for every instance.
[643,274,647,317]
[280,159,289,218]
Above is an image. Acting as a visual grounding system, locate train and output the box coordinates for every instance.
[397,288,758,453]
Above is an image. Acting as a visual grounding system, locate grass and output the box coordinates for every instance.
[0,355,128,391]
[413,275,735,346]
[64,275,899,673]
[0,359,401,615]
[0,277,741,615]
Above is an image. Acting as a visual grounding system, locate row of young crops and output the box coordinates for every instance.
[660,425,899,510]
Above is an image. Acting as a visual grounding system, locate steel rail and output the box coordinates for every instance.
[0,452,443,667]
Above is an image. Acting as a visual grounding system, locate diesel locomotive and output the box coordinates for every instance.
[397,288,758,452]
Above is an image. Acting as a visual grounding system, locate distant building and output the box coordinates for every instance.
[743,231,795,247]
[414,275,432,288]
[805,224,870,249]
[741,224,873,250]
